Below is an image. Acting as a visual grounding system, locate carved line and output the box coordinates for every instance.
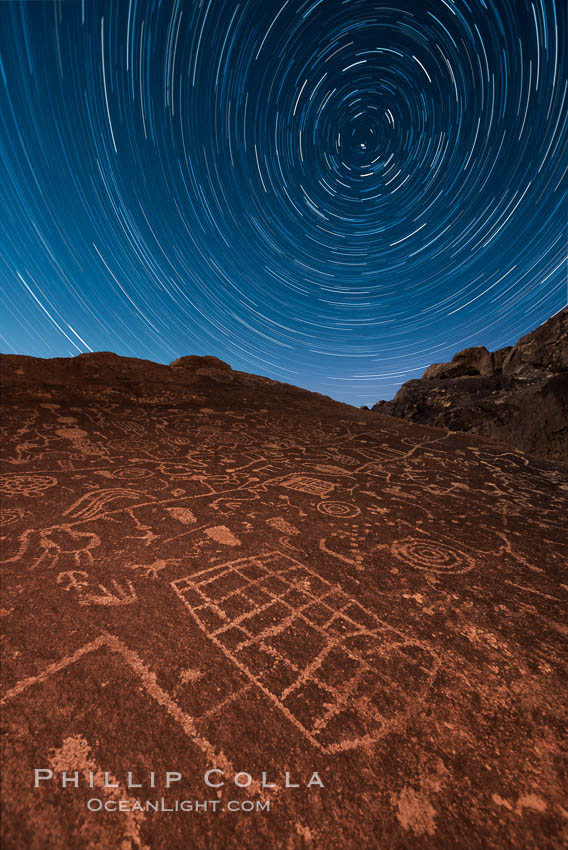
[1,632,266,798]
[172,552,440,755]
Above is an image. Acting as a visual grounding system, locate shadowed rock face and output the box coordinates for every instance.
[373,309,568,461]
[1,352,567,850]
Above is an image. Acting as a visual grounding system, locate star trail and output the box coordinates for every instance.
[0,0,566,405]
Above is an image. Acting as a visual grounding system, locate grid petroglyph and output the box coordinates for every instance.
[172,552,440,753]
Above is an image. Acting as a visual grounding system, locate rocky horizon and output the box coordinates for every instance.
[372,308,568,461]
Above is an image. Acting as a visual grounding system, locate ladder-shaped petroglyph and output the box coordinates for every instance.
[276,475,335,497]
[172,552,439,754]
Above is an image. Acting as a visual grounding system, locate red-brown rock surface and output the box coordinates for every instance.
[372,309,568,461]
[1,352,567,850]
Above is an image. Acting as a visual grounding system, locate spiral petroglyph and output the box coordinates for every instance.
[391,537,475,574]
[317,501,361,519]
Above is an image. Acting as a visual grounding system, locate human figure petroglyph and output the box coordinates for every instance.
[2,525,100,571]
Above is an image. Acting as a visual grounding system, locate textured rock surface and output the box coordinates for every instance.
[373,309,568,460]
[1,352,567,850]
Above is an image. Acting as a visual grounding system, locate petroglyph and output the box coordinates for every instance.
[1,634,255,794]
[129,559,175,579]
[0,507,25,527]
[114,467,155,480]
[2,353,567,850]
[81,580,138,606]
[49,735,148,849]
[319,536,365,569]
[317,501,360,519]
[267,517,300,535]
[57,572,138,606]
[3,526,100,571]
[0,473,58,497]
[62,489,151,521]
[313,465,356,476]
[165,507,196,524]
[391,538,476,575]
[278,475,335,497]
[204,525,241,546]
[172,552,440,753]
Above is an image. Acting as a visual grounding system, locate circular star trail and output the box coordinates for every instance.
[0,0,566,405]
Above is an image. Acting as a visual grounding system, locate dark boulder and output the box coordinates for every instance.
[373,309,568,461]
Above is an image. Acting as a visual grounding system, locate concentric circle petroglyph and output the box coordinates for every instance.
[0,473,58,497]
[391,538,475,574]
[317,501,361,519]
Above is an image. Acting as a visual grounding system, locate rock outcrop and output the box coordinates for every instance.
[1,349,567,849]
[372,308,568,460]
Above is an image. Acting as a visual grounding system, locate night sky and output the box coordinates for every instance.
[0,0,566,406]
